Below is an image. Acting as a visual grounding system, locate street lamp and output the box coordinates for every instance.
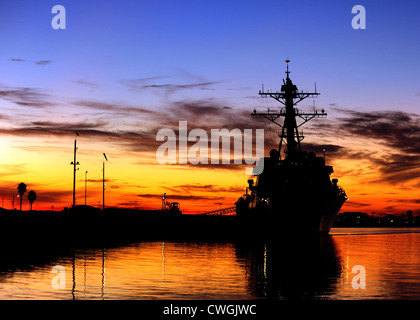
[162,193,166,211]
[70,132,80,207]
[103,153,108,211]
[85,171,88,206]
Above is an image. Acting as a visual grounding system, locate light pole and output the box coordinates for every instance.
[70,132,80,207]
[162,193,166,211]
[103,153,108,211]
[85,171,88,206]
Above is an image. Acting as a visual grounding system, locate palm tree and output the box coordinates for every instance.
[17,182,27,211]
[28,190,37,211]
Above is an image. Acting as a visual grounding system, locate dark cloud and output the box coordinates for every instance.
[346,201,372,208]
[0,85,270,159]
[0,86,53,108]
[74,80,99,89]
[142,81,220,90]
[81,178,114,183]
[28,190,71,207]
[35,60,52,66]
[0,118,162,158]
[119,76,171,91]
[370,155,420,184]
[393,198,420,204]
[300,142,345,158]
[322,108,420,185]
[170,184,244,193]
[144,99,277,164]
[0,120,109,137]
[166,99,268,132]
[120,75,221,98]
[331,108,420,154]
[174,184,216,191]
[174,163,247,171]
[170,100,226,120]
[243,96,261,100]
[0,83,273,165]
[75,100,160,116]
[115,201,151,208]
[136,193,225,202]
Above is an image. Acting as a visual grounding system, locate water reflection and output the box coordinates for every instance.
[64,237,343,300]
[68,247,107,300]
[0,237,343,300]
[1,230,419,299]
[235,236,342,299]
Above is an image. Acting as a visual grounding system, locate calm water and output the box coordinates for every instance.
[0,228,419,300]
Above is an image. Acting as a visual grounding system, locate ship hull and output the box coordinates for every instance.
[236,191,347,235]
[319,193,347,233]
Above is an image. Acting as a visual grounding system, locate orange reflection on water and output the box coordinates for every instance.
[95,242,249,300]
[69,242,250,300]
[0,230,419,300]
[0,242,250,299]
[330,230,420,299]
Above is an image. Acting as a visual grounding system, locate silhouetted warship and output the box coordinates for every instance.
[235,60,347,234]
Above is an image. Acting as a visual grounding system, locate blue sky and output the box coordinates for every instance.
[1,0,420,113]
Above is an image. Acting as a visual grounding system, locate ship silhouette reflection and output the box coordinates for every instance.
[235,236,342,299]
[0,236,343,300]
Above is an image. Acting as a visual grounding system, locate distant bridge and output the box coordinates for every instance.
[202,206,236,216]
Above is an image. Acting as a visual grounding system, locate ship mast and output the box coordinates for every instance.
[252,59,326,160]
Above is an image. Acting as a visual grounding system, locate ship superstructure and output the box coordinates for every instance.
[235,60,347,233]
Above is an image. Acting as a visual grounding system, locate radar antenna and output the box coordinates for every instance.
[253,60,327,160]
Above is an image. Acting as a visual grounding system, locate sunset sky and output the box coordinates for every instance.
[1,0,420,214]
